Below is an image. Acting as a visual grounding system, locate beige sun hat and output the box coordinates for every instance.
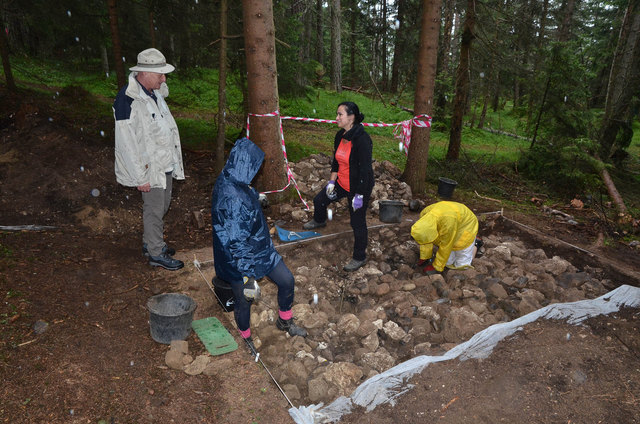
[129,48,175,74]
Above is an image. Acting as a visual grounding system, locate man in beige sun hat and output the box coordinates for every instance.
[112,48,185,271]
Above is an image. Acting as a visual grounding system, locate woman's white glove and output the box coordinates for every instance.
[325,180,336,199]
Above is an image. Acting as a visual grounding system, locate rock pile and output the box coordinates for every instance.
[190,155,611,406]
[227,222,611,406]
[284,154,420,219]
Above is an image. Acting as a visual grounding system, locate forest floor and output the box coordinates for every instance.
[0,86,639,423]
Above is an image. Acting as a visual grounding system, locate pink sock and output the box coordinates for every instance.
[279,310,293,321]
[239,328,251,339]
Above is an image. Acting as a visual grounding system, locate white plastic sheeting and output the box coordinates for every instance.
[289,284,640,424]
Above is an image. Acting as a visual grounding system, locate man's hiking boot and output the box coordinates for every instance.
[148,252,184,271]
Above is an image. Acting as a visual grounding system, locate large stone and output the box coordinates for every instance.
[491,245,512,262]
[516,289,544,315]
[560,287,587,302]
[283,384,301,401]
[284,360,309,387]
[485,281,508,299]
[416,305,440,321]
[383,320,407,341]
[337,313,361,334]
[526,248,548,261]
[408,318,432,341]
[358,309,378,322]
[529,275,557,298]
[322,362,364,396]
[308,376,330,403]
[461,284,486,301]
[556,272,591,289]
[356,319,379,337]
[203,357,234,376]
[413,342,432,356]
[466,298,489,315]
[501,241,527,258]
[361,332,380,351]
[292,303,313,321]
[184,354,210,376]
[165,349,186,370]
[360,350,395,372]
[541,256,571,275]
[303,311,330,329]
[376,283,390,296]
[442,307,485,342]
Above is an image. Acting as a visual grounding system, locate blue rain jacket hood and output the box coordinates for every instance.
[211,138,281,283]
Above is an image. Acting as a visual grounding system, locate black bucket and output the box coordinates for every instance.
[437,177,458,199]
[147,293,197,344]
[379,200,404,223]
[212,276,235,312]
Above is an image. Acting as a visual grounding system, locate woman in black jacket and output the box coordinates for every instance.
[303,101,375,272]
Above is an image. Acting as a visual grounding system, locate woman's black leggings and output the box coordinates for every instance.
[312,183,370,261]
[231,259,295,332]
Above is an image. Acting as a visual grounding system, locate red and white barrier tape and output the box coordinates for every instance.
[246,110,432,209]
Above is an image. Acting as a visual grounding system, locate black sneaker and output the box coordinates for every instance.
[148,252,184,271]
[343,258,366,272]
[276,317,308,337]
[303,219,326,230]
[143,243,176,257]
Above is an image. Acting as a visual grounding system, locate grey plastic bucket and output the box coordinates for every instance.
[437,177,458,199]
[147,293,197,344]
[379,200,404,223]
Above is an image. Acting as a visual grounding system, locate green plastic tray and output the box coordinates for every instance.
[191,317,238,355]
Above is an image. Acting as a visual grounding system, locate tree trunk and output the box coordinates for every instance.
[558,0,577,43]
[435,0,454,113]
[215,0,228,175]
[330,0,342,92]
[316,0,324,65]
[598,0,640,160]
[381,0,388,90]
[401,0,442,195]
[389,0,406,93]
[100,45,110,77]
[600,163,628,216]
[0,25,17,92]
[447,0,475,162]
[148,7,156,48]
[242,0,287,194]
[526,0,549,133]
[477,92,489,129]
[107,0,126,89]
[303,1,312,63]
[349,0,357,85]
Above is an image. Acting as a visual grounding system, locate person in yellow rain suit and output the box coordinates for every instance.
[411,201,480,275]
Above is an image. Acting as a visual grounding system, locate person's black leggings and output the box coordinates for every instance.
[231,259,295,332]
[312,183,370,261]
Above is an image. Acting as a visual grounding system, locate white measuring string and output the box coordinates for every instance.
[192,257,295,409]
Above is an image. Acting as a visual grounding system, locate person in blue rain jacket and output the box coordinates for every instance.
[211,138,307,353]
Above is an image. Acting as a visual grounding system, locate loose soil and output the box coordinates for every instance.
[1,87,639,423]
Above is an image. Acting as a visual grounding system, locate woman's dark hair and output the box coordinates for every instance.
[338,101,365,125]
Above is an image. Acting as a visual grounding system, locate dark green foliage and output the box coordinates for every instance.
[531,42,595,143]
[518,137,603,196]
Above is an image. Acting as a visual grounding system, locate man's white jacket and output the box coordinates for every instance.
[113,73,184,189]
